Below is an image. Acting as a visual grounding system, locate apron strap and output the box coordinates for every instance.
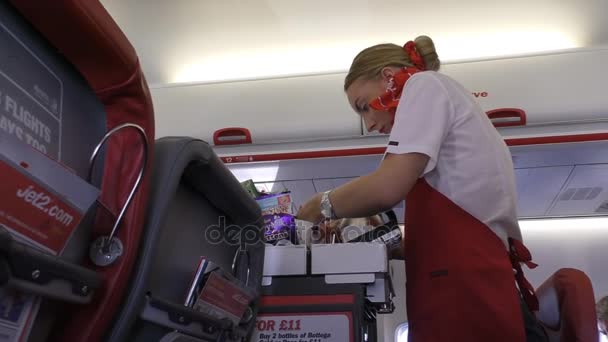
[509,237,540,312]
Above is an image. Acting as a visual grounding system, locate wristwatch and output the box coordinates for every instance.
[320,190,337,220]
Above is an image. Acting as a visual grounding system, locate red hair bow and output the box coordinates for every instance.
[368,41,426,114]
[404,41,426,71]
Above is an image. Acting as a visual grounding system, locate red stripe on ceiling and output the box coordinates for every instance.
[219,133,608,163]
[504,133,608,146]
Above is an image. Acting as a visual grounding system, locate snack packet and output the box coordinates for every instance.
[256,192,297,245]
[256,192,293,215]
[240,179,261,198]
[261,213,297,245]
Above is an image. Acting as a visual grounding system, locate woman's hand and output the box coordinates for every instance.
[317,219,345,243]
[297,152,428,240]
[296,193,323,224]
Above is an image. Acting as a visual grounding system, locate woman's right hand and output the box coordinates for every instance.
[314,219,344,244]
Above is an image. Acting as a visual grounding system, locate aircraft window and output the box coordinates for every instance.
[395,322,409,342]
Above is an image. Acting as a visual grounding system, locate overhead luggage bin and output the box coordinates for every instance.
[152,73,363,145]
[150,47,608,160]
[439,48,608,143]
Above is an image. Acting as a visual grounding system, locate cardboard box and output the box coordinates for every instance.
[310,243,388,275]
[263,244,307,277]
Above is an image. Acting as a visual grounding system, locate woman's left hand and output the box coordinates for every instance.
[297,193,323,223]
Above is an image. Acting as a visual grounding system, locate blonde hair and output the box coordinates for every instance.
[344,35,440,91]
[598,296,608,320]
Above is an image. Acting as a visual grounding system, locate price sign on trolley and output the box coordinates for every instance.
[252,312,353,342]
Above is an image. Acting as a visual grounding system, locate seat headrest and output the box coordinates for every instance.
[154,137,261,226]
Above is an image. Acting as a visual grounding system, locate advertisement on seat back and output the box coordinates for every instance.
[0,134,99,342]
[252,313,353,342]
[0,135,99,255]
[0,17,62,160]
[0,1,106,340]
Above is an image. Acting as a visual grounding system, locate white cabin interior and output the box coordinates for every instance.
[99,1,608,340]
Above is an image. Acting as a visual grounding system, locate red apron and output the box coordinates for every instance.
[404,178,539,341]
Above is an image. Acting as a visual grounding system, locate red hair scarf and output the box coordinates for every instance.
[369,41,427,115]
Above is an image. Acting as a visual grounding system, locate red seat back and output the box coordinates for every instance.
[9,1,155,341]
[536,268,599,342]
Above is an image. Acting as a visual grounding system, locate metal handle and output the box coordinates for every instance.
[487,108,527,127]
[213,127,252,146]
[232,249,251,287]
[87,123,148,264]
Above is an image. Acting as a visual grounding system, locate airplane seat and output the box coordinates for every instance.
[5,1,155,341]
[4,2,265,342]
[106,137,265,342]
[535,268,599,342]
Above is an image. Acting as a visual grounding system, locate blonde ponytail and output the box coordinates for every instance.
[414,35,440,72]
[344,35,441,91]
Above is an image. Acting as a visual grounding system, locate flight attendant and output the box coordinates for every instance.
[297,36,548,341]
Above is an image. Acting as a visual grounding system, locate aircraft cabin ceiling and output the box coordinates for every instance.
[100,0,608,86]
